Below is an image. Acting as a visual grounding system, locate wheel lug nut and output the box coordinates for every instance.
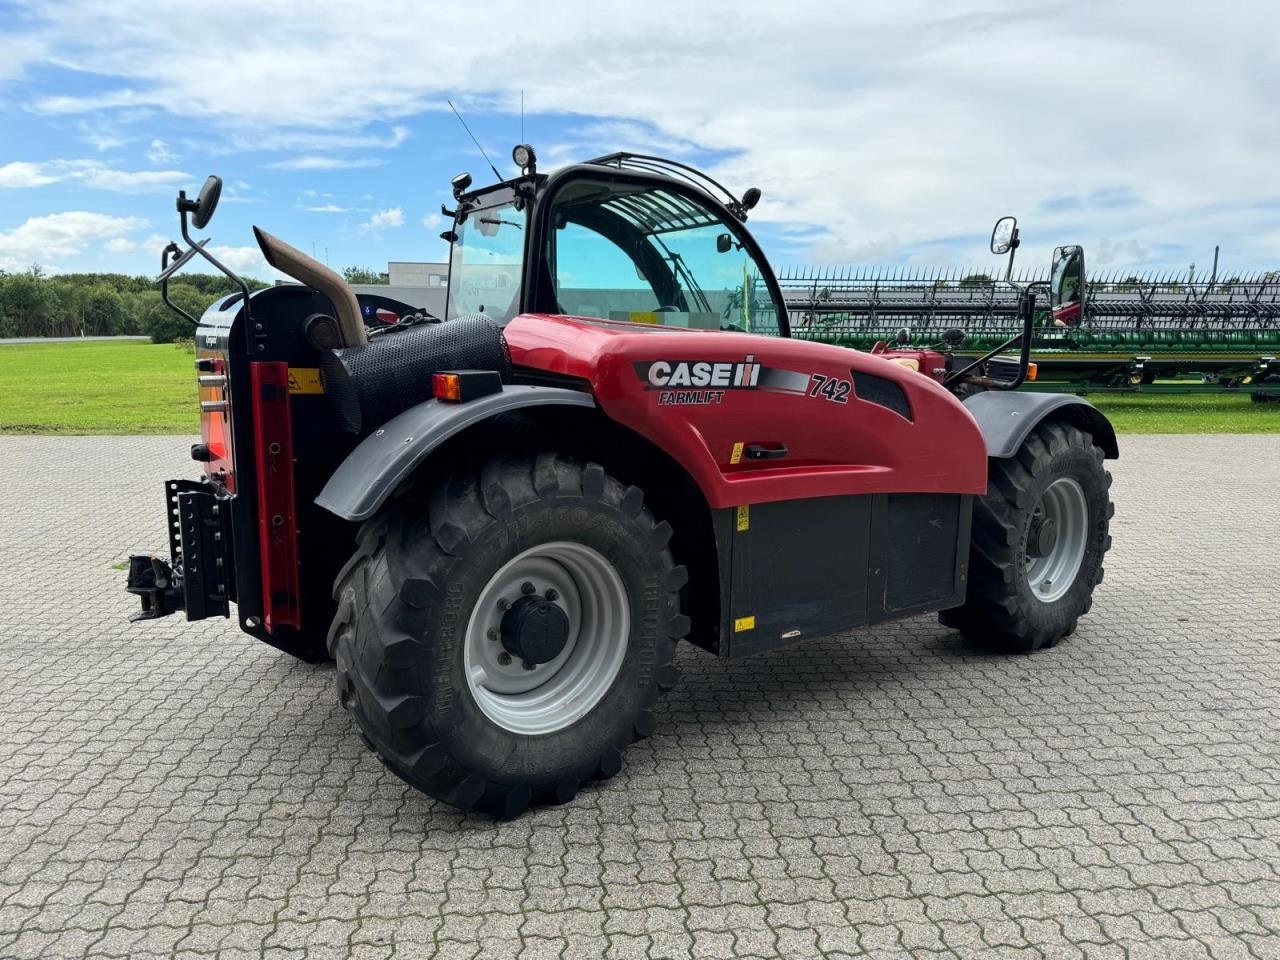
[497,651,512,666]
[522,659,536,671]
[487,628,499,641]
[521,581,535,595]
[545,588,559,602]
[497,597,511,611]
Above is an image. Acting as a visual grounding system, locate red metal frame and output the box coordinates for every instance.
[249,362,302,632]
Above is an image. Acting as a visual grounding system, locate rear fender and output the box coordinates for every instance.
[315,386,595,522]
[963,391,1118,460]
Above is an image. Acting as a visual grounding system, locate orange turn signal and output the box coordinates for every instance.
[433,373,462,401]
[1026,362,1038,382]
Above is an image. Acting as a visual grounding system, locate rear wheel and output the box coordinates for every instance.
[328,455,686,817]
[940,421,1113,652]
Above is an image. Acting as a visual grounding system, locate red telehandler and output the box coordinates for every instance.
[129,148,1116,816]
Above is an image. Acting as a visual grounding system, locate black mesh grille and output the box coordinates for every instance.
[321,317,512,434]
[852,371,912,421]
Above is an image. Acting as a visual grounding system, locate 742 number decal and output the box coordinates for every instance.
[807,374,851,404]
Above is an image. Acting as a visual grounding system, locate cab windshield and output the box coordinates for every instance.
[546,179,783,335]
[446,196,526,322]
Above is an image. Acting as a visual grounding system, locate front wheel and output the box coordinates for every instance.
[328,455,687,817]
[940,421,1113,652]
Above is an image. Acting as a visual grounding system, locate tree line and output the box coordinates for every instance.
[0,267,274,343]
[0,264,389,343]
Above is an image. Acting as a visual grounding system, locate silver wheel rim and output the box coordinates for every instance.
[463,542,630,735]
[1025,477,1089,603]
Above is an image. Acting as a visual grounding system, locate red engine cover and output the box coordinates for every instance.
[503,314,987,510]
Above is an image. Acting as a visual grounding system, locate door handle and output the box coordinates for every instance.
[745,443,788,460]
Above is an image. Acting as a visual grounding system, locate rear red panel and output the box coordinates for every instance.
[250,362,302,633]
[503,314,988,510]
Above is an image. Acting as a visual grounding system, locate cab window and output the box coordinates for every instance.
[546,180,783,335]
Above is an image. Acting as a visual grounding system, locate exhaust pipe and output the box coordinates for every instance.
[253,226,368,346]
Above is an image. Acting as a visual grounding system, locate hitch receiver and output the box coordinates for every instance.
[126,555,183,621]
[123,479,233,623]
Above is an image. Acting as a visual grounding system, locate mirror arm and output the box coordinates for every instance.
[943,287,1038,390]
[179,208,257,352]
[159,243,201,327]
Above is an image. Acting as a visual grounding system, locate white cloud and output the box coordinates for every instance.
[104,236,138,253]
[267,156,385,171]
[146,138,176,164]
[365,207,404,230]
[0,211,148,270]
[207,244,276,279]
[0,159,189,192]
[304,203,352,213]
[422,212,442,229]
[74,165,189,192]
[0,162,61,188]
[5,2,1279,269]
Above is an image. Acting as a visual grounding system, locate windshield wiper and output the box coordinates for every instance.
[480,217,523,229]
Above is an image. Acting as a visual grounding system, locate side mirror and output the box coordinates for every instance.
[716,233,733,254]
[990,215,1017,255]
[1049,244,1086,327]
[178,175,223,230]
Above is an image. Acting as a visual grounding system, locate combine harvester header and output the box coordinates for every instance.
[780,224,1280,397]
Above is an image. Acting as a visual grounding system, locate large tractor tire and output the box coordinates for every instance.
[940,421,1113,653]
[328,454,686,817]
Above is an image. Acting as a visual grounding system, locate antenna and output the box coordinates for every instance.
[447,99,503,181]
[521,90,524,144]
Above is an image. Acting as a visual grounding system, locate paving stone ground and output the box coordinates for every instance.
[1,434,1278,960]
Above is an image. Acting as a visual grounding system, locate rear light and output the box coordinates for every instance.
[432,369,503,402]
[1026,362,1038,382]
[250,362,301,633]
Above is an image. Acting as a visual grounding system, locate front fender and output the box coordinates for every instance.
[316,386,596,522]
[963,391,1119,460]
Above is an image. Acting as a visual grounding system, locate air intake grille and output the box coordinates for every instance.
[852,371,912,421]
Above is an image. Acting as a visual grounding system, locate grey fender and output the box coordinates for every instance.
[316,386,596,522]
[963,391,1119,460]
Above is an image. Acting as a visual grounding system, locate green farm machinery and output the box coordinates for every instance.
[781,220,1280,398]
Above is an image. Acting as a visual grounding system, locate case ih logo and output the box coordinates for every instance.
[634,355,810,406]
[637,355,762,390]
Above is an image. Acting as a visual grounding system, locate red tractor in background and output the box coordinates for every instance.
[128,148,1116,817]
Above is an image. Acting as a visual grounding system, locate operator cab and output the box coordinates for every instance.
[444,149,787,336]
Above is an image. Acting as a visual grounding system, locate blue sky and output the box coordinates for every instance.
[1,0,1277,282]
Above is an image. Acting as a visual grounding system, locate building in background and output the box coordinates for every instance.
[349,260,448,318]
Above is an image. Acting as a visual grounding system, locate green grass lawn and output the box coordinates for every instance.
[2,339,1278,435]
[1086,392,1280,433]
[0,340,198,435]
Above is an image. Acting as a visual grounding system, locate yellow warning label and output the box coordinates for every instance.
[733,615,756,633]
[630,311,660,325]
[287,368,324,395]
[735,505,750,532]
[729,441,744,465]
[890,357,920,372]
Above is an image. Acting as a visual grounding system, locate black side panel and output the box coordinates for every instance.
[719,492,972,659]
[724,496,872,658]
[881,494,966,612]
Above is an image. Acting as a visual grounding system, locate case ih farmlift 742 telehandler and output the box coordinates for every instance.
[128,147,1118,817]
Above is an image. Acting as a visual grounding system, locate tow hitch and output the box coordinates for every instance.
[126,555,182,621]
[125,479,233,623]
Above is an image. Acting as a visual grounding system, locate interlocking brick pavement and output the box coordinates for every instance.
[1,434,1277,959]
